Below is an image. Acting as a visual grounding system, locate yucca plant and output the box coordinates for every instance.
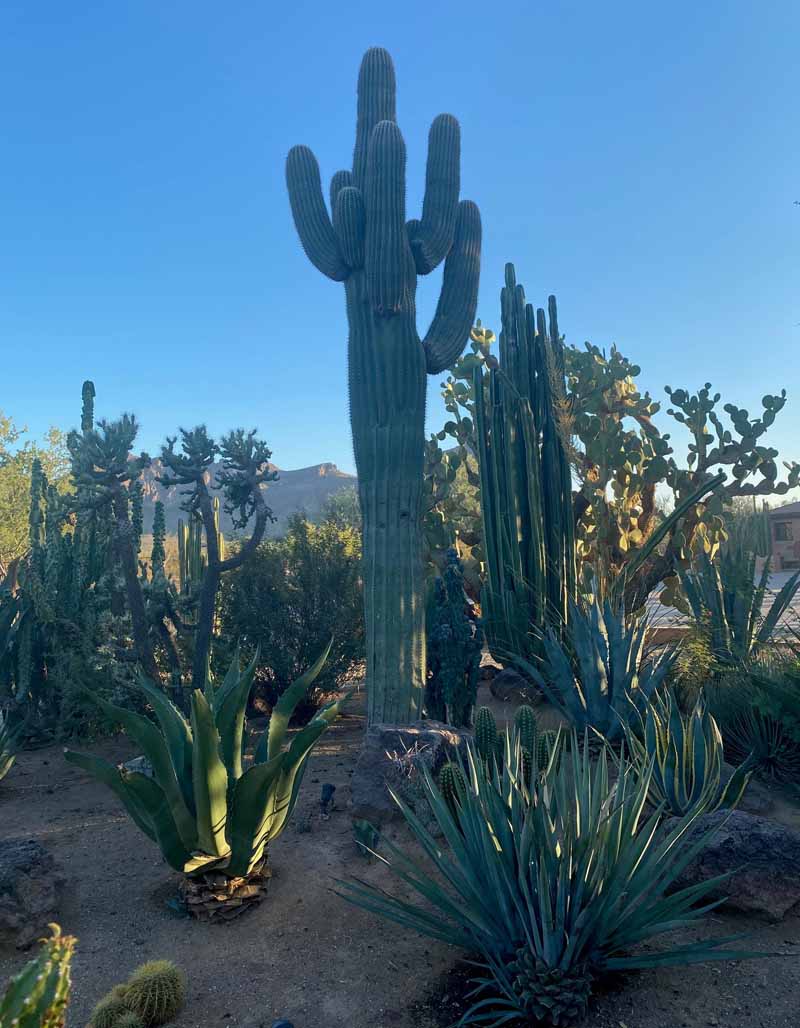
[679,544,800,667]
[624,690,751,816]
[339,732,757,1027]
[65,642,344,920]
[516,595,676,742]
[0,923,76,1028]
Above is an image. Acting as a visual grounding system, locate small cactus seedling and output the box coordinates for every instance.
[123,961,186,1027]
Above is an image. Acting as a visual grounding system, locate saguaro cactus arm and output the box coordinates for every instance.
[407,113,461,275]
[422,200,482,374]
[286,147,350,281]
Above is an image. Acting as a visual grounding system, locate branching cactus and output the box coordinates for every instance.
[286,48,481,725]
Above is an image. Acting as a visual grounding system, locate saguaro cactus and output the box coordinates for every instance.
[287,47,481,725]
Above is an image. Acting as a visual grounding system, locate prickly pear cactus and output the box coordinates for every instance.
[287,48,481,725]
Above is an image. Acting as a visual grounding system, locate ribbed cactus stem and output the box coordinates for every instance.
[474,706,497,762]
[81,380,96,434]
[514,704,538,754]
[287,48,481,725]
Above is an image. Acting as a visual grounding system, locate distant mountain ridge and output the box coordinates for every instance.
[139,460,356,536]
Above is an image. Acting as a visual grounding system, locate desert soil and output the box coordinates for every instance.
[1,686,799,1028]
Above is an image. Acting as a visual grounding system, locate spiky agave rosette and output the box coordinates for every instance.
[65,642,346,921]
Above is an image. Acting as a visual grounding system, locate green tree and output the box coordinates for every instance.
[0,414,69,573]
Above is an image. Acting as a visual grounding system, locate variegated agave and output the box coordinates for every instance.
[65,642,343,919]
[624,689,751,816]
[339,731,759,1026]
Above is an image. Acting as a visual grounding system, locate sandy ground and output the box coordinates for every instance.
[1,687,799,1028]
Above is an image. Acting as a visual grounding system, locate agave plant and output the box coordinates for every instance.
[624,690,751,816]
[515,595,676,742]
[339,732,756,1027]
[679,543,800,668]
[65,643,344,920]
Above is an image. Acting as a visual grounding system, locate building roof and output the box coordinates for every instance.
[768,501,800,519]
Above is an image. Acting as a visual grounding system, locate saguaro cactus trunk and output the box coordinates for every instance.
[287,48,481,725]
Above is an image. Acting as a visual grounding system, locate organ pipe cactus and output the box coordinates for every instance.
[287,48,481,725]
[473,264,576,670]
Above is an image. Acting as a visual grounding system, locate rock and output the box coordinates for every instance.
[350,721,470,825]
[667,809,800,921]
[0,838,66,949]
[489,667,541,704]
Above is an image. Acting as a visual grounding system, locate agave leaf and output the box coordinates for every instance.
[226,753,285,876]
[64,749,157,842]
[69,686,197,851]
[121,770,194,872]
[190,690,230,858]
[267,638,332,761]
[132,674,193,804]
[214,649,259,781]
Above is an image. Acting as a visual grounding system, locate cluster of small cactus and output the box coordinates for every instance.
[425,548,483,727]
[0,923,76,1028]
[472,704,546,782]
[88,961,186,1028]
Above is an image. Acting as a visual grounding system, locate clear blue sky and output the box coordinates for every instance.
[1,1,797,477]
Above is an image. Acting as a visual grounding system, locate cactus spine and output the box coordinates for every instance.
[287,48,481,725]
[474,264,576,669]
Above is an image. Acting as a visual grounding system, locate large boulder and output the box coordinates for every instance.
[0,838,66,949]
[350,721,470,826]
[667,809,800,921]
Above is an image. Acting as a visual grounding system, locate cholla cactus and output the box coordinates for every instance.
[0,923,76,1028]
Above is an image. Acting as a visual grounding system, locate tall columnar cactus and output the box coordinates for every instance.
[151,502,167,578]
[287,48,481,725]
[474,264,576,669]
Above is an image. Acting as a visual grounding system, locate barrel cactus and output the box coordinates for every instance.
[123,961,185,1026]
[287,48,481,725]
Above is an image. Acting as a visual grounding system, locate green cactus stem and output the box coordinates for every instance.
[474,706,498,762]
[287,48,481,725]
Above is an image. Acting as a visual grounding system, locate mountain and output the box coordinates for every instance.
[139,460,356,536]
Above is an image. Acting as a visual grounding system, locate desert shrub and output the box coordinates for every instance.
[339,731,757,1027]
[217,512,363,720]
